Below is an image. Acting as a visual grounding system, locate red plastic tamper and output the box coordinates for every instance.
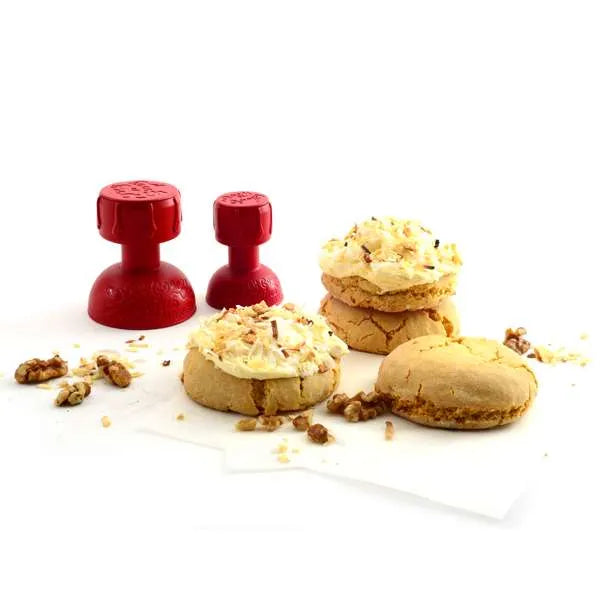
[88,181,197,329]
[205,191,283,309]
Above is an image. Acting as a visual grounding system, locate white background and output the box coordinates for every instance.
[0,1,599,598]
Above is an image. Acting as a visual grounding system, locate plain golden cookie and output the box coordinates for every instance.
[375,335,537,430]
[321,273,456,312]
[182,349,341,416]
[319,294,459,355]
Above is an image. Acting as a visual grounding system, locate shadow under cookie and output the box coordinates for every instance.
[182,349,341,416]
[319,294,459,355]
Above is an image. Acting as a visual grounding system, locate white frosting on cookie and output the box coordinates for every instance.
[188,302,348,380]
[319,217,461,292]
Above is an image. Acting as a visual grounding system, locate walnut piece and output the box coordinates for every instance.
[258,415,284,432]
[327,391,387,422]
[236,418,257,431]
[14,355,68,384]
[503,327,531,355]
[55,382,91,407]
[307,423,330,444]
[96,355,131,388]
[101,415,111,428]
[292,411,312,431]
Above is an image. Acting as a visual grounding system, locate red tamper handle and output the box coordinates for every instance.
[88,181,196,329]
[205,191,283,309]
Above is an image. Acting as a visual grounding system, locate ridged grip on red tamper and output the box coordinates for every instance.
[88,181,197,329]
[206,191,283,309]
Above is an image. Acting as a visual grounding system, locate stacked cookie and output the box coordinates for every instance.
[319,217,462,354]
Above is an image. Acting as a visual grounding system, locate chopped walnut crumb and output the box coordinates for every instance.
[236,418,258,431]
[258,415,284,432]
[162,360,171,367]
[327,391,387,422]
[307,423,330,444]
[176,413,185,421]
[384,421,395,441]
[277,455,290,464]
[15,356,68,384]
[283,303,296,311]
[271,320,279,339]
[96,355,131,387]
[532,345,589,366]
[101,415,111,428]
[36,383,54,390]
[292,411,313,431]
[503,327,531,355]
[55,382,91,407]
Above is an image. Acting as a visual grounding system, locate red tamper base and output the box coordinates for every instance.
[88,181,197,329]
[205,191,283,309]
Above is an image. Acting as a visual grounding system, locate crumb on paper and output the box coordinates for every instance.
[15,356,68,384]
[307,423,330,444]
[130,372,143,378]
[275,443,288,454]
[503,327,531,355]
[138,335,145,341]
[292,411,313,431]
[531,345,589,366]
[101,416,111,428]
[580,333,589,340]
[55,382,91,407]
[176,413,185,421]
[125,347,139,353]
[277,455,290,464]
[236,418,257,431]
[36,383,54,390]
[384,420,395,441]
[162,360,171,367]
[258,415,284,432]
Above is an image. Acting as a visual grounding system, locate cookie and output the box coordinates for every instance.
[321,272,457,312]
[375,335,537,430]
[182,301,348,415]
[319,217,461,312]
[183,349,340,416]
[319,294,459,354]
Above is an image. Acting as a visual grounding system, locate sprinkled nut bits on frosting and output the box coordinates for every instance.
[319,218,461,293]
[187,301,348,380]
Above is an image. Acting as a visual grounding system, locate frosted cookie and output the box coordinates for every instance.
[182,302,348,416]
[319,294,459,355]
[375,335,537,430]
[320,218,461,312]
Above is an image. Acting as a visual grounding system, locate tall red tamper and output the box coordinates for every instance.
[88,181,197,329]
[205,191,283,309]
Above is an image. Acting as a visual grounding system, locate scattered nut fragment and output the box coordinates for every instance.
[176,413,185,421]
[292,411,313,431]
[101,415,111,428]
[384,420,395,441]
[531,345,589,366]
[307,423,330,444]
[236,418,258,431]
[328,391,388,422]
[277,455,290,464]
[580,333,589,341]
[258,415,284,432]
[55,382,91,407]
[503,327,531,355]
[15,356,68,384]
[162,360,171,367]
[96,355,131,388]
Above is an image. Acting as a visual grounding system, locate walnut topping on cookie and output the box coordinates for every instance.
[15,355,68,384]
[188,302,348,380]
[319,218,461,292]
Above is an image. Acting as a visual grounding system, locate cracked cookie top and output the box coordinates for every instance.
[319,217,462,292]
[188,302,348,380]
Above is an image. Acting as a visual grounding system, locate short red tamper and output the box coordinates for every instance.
[88,181,197,329]
[205,191,283,309]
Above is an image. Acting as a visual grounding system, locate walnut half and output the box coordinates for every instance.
[96,355,131,388]
[15,355,68,384]
[55,382,91,407]
[503,327,531,355]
